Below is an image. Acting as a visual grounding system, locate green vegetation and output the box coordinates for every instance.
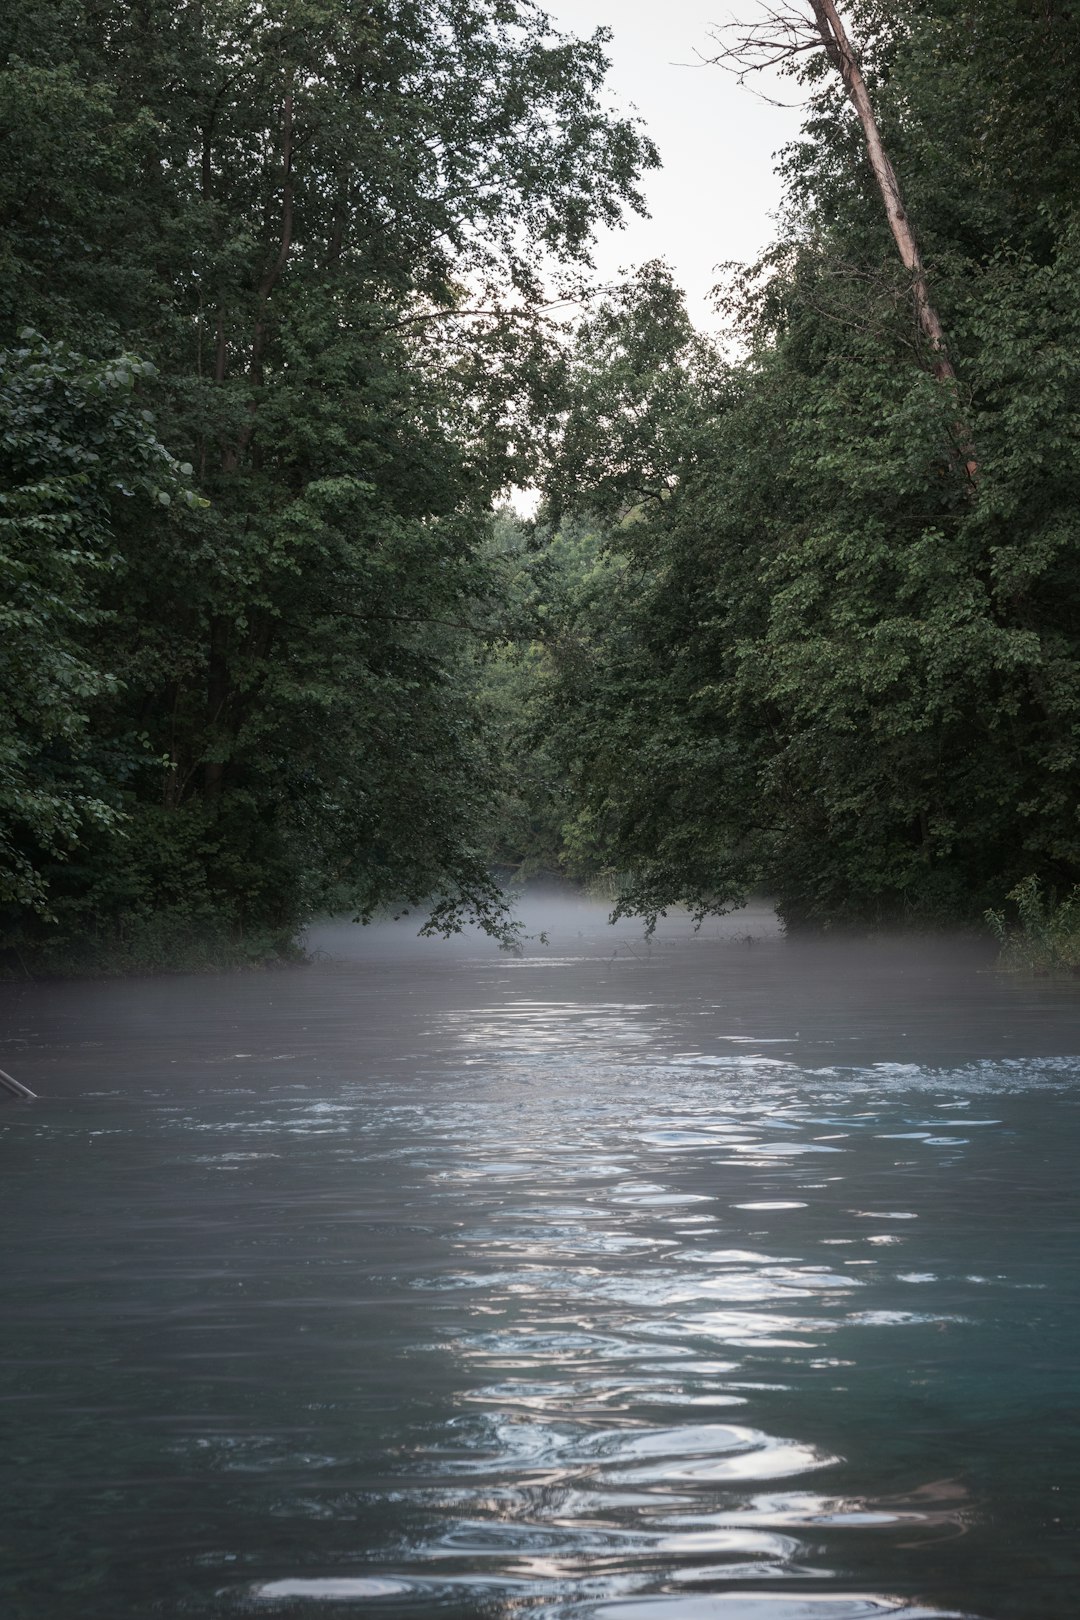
[0,0,655,971]
[523,2,1080,943]
[0,333,200,922]
[3,0,1079,972]
[987,879,1080,977]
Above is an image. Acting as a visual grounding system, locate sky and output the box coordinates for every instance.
[539,0,806,328]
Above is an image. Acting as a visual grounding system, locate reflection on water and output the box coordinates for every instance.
[1,896,1079,1619]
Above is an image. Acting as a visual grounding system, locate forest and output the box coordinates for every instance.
[2,0,1080,973]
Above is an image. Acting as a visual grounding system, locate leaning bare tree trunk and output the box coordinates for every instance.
[807,0,977,484]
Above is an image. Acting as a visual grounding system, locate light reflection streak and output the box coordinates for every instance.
[315,990,991,1616]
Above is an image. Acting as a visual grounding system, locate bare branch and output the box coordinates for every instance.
[701,2,820,83]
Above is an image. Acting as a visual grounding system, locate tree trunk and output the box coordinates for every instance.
[225,87,295,472]
[204,614,230,801]
[808,0,977,484]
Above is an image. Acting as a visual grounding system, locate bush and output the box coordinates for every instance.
[986,877,1080,975]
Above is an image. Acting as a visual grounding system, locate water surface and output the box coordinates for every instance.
[2,897,1078,1619]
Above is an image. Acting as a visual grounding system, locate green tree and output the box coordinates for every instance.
[0,333,195,919]
[537,3,1080,930]
[0,0,657,965]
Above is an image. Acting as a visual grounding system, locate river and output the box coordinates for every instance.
[1,894,1078,1620]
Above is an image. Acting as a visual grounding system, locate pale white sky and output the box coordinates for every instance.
[540,0,805,327]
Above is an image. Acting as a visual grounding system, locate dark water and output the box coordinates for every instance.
[2,896,1079,1620]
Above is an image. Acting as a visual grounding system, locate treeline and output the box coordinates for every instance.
[4,1,1080,970]
[500,0,1080,932]
[0,0,654,969]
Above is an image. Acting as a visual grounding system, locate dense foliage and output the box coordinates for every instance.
[0,334,200,917]
[0,0,655,967]
[531,0,1080,931]
[6,0,1080,966]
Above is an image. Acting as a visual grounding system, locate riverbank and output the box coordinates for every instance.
[4,875,1079,984]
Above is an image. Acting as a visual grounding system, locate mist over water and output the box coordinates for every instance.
[2,892,1079,1619]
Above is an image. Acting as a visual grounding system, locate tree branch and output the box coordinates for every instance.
[708,0,977,487]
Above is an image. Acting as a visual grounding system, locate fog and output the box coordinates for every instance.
[2,893,1079,1618]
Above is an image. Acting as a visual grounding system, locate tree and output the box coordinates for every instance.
[536,2,1080,930]
[0,334,196,920]
[709,0,975,482]
[0,0,658,965]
